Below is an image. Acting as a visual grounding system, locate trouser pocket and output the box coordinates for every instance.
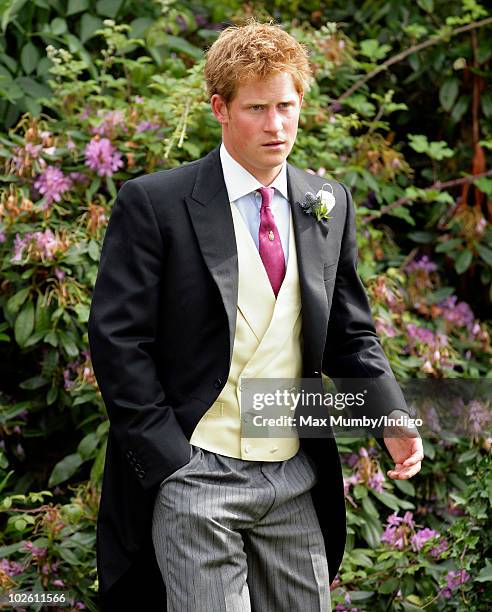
[159,445,202,488]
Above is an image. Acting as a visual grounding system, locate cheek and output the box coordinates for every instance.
[236,120,256,142]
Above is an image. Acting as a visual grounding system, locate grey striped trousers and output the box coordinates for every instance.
[151,444,331,611]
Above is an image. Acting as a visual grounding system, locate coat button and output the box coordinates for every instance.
[136,471,145,479]
[135,463,142,471]
[213,378,223,389]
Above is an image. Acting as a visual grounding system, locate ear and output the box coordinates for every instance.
[298,90,304,108]
[211,94,230,125]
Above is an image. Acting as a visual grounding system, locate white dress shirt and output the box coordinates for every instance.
[219,141,290,263]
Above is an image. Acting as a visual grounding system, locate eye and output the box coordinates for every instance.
[251,105,264,111]
[279,102,293,109]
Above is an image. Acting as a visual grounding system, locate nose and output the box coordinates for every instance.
[263,107,283,133]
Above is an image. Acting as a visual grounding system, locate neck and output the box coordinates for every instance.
[222,139,283,186]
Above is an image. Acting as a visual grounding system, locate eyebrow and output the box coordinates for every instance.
[242,99,297,107]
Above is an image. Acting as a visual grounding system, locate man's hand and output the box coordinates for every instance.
[383,410,424,480]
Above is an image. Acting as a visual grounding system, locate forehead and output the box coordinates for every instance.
[233,72,300,101]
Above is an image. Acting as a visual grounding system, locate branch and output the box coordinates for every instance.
[332,16,492,107]
[363,169,492,223]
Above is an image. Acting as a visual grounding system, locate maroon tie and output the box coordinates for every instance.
[257,187,286,297]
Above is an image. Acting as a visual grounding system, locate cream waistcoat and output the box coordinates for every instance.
[189,203,303,460]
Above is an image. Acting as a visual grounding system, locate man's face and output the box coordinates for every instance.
[211,71,303,183]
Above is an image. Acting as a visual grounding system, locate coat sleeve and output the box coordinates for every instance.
[322,182,411,449]
[88,178,191,491]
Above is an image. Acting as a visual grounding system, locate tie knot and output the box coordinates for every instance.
[257,187,274,207]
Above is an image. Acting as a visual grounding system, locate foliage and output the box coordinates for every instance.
[0,0,491,608]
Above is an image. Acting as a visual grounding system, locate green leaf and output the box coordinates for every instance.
[451,95,470,123]
[74,303,90,323]
[481,92,492,119]
[96,0,124,18]
[347,590,375,602]
[88,239,100,261]
[435,237,463,253]
[19,375,48,390]
[393,479,415,496]
[455,250,473,274]
[1,0,29,33]
[6,287,30,316]
[59,332,79,357]
[20,42,40,75]
[0,542,25,557]
[426,286,455,304]
[458,448,479,462]
[14,300,34,346]
[439,78,459,112]
[417,0,433,12]
[371,490,400,511]
[35,298,51,333]
[388,206,415,225]
[378,577,399,594]
[80,14,104,44]
[359,39,392,61]
[476,243,492,266]
[166,35,203,61]
[86,176,101,201]
[47,386,58,405]
[15,76,52,99]
[362,494,379,517]
[14,518,27,531]
[350,549,374,568]
[77,432,98,459]
[402,601,425,611]
[354,484,368,499]
[476,560,492,582]
[44,330,58,347]
[105,175,116,198]
[56,544,83,565]
[422,438,435,460]
[90,438,107,483]
[50,17,68,36]
[360,515,382,548]
[48,453,83,487]
[67,0,90,15]
[407,231,436,243]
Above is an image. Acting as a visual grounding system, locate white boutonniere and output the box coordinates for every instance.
[299,183,336,222]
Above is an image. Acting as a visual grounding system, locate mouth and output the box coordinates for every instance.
[262,141,285,149]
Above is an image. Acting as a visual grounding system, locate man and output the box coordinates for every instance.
[88,18,424,611]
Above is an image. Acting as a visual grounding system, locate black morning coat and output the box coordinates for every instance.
[87,143,409,610]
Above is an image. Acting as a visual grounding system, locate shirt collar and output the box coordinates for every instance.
[219,141,289,203]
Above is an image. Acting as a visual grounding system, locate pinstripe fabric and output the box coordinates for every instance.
[152,445,331,611]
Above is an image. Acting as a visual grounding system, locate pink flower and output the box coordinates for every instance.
[136,120,160,133]
[54,267,65,280]
[84,137,124,177]
[441,569,470,598]
[11,229,61,263]
[0,558,25,576]
[22,541,47,558]
[33,166,72,207]
[429,538,448,558]
[406,255,437,273]
[367,470,384,493]
[439,295,474,330]
[90,110,128,137]
[410,527,439,551]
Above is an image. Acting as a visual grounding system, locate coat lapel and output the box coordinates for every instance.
[287,163,330,373]
[185,145,331,374]
[184,145,238,367]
